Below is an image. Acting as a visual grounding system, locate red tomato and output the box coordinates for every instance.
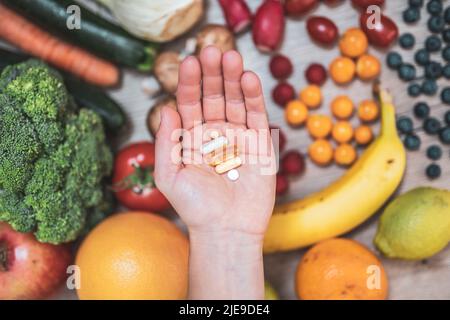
[360,11,398,48]
[351,0,384,9]
[112,142,171,212]
[307,16,339,45]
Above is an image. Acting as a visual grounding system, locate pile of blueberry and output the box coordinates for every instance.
[388,0,450,179]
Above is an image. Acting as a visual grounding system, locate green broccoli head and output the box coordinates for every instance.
[0,60,113,244]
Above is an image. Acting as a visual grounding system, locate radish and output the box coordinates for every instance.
[252,0,285,52]
[272,82,295,108]
[281,150,306,176]
[284,0,318,16]
[276,173,289,195]
[305,63,328,86]
[270,54,293,79]
[219,0,252,34]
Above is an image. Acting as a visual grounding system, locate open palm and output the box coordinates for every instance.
[155,46,276,237]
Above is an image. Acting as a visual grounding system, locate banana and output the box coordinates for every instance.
[263,89,406,253]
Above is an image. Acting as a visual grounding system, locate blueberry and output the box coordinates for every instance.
[409,0,424,7]
[398,64,417,81]
[386,52,403,70]
[426,145,442,160]
[403,7,421,23]
[397,117,414,134]
[444,64,450,79]
[414,49,430,66]
[425,61,443,79]
[399,33,416,49]
[426,164,441,179]
[414,102,430,119]
[408,83,422,97]
[428,16,445,33]
[404,134,421,150]
[439,127,450,145]
[443,29,450,43]
[425,35,442,52]
[445,6,450,23]
[442,46,450,62]
[421,79,438,95]
[423,117,442,135]
[427,0,443,15]
[442,87,450,104]
[445,110,450,125]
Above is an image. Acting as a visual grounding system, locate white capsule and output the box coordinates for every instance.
[227,169,240,181]
[200,136,228,155]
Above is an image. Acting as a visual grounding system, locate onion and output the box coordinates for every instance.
[99,0,204,42]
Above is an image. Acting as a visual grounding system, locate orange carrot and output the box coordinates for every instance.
[0,5,119,87]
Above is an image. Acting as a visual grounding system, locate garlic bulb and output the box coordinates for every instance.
[99,0,204,42]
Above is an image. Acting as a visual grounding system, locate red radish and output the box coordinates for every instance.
[276,173,289,196]
[352,0,384,9]
[270,125,287,152]
[307,16,339,45]
[281,150,306,176]
[305,63,328,86]
[270,54,293,79]
[272,82,295,107]
[252,0,285,52]
[219,0,252,33]
[323,0,343,5]
[360,11,398,48]
[284,0,318,16]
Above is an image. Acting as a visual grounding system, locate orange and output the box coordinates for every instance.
[296,238,388,300]
[358,100,379,122]
[339,28,368,58]
[356,54,381,81]
[300,85,322,109]
[329,57,356,85]
[355,125,373,145]
[285,100,308,126]
[308,139,333,166]
[307,114,333,139]
[331,95,354,119]
[332,121,354,143]
[334,143,357,166]
[76,212,189,300]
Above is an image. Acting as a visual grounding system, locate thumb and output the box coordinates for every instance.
[154,106,182,192]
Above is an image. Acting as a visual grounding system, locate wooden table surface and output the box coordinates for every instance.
[6,0,449,299]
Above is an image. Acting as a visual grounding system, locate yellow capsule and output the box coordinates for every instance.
[215,156,243,174]
[204,145,238,166]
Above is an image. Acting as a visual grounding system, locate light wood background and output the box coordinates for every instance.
[7,0,450,299]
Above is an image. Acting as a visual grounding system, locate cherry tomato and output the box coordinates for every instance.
[307,16,339,45]
[285,0,319,16]
[112,142,171,212]
[360,12,398,48]
[351,0,385,9]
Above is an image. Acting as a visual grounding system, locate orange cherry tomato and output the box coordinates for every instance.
[307,114,333,139]
[339,28,368,58]
[285,100,309,126]
[300,85,322,109]
[334,143,357,166]
[332,121,354,143]
[355,125,374,145]
[329,57,356,85]
[309,139,334,166]
[356,54,381,81]
[331,95,354,119]
[358,100,379,122]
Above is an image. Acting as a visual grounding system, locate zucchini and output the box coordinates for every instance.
[0,48,126,132]
[3,0,158,71]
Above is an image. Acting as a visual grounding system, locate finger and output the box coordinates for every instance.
[155,106,183,192]
[199,46,226,122]
[222,50,246,125]
[177,56,203,130]
[241,71,269,130]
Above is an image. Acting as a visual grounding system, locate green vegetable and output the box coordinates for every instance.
[0,48,126,132]
[0,60,113,244]
[3,0,158,71]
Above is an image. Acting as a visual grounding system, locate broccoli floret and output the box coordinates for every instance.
[0,60,113,244]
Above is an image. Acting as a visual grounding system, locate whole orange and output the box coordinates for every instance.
[296,238,388,300]
[76,212,189,300]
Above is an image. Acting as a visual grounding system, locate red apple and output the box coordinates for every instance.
[0,222,72,299]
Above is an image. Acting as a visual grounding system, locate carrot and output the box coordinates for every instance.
[0,5,119,87]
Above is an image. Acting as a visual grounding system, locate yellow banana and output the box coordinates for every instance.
[263,89,406,254]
